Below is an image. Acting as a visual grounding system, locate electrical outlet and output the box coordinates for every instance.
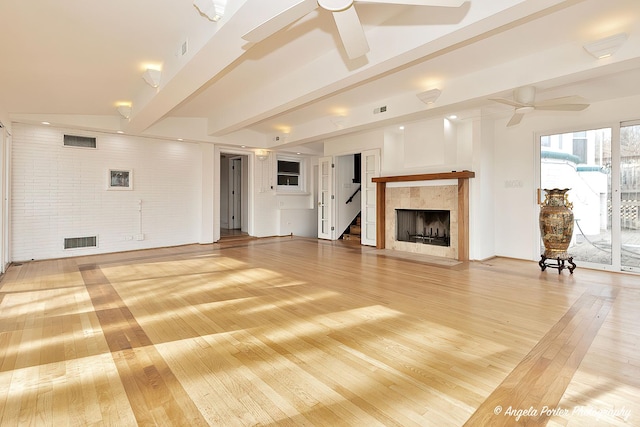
[135,234,145,241]
[124,235,133,241]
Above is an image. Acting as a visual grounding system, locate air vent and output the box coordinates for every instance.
[373,105,387,114]
[64,134,97,148]
[64,236,97,249]
[179,38,188,56]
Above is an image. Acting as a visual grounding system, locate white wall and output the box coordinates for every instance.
[278,209,317,237]
[381,117,471,175]
[200,143,214,244]
[325,129,384,157]
[469,116,495,261]
[11,123,204,261]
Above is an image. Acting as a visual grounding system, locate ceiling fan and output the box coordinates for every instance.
[242,0,466,60]
[490,86,590,127]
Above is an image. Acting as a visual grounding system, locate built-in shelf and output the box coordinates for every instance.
[372,170,475,261]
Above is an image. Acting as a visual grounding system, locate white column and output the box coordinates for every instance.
[200,143,215,244]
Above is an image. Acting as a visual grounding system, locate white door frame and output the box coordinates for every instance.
[360,149,380,246]
[317,150,380,243]
[229,156,242,229]
[214,147,254,242]
[318,156,334,240]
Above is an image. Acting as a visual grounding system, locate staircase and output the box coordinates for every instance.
[342,214,361,243]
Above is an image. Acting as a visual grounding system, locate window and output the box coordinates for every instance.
[572,131,587,163]
[276,155,305,192]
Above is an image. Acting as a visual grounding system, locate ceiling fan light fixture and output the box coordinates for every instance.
[417,88,441,105]
[193,0,226,22]
[584,33,627,59]
[515,105,534,114]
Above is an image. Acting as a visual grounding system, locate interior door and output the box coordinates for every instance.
[318,156,333,240]
[360,149,380,246]
[230,157,242,229]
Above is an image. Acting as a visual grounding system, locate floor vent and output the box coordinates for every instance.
[64,236,97,249]
[64,134,97,148]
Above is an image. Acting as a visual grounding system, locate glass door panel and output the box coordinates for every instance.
[360,149,379,246]
[540,128,612,266]
[620,123,640,271]
[318,157,333,239]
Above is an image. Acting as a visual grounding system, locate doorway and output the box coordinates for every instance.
[539,121,640,272]
[220,153,249,237]
[317,149,379,245]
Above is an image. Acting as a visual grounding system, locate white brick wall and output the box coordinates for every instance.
[11,124,203,261]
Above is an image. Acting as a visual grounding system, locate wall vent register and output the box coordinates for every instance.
[64,236,97,249]
[64,134,97,148]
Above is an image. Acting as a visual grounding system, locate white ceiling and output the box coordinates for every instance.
[1,0,639,153]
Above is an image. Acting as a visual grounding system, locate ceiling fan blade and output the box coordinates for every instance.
[332,7,370,59]
[489,98,527,109]
[242,0,318,43]
[535,103,590,112]
[359,0,465,6]
[534,96,590,111]
[507,112,524,127]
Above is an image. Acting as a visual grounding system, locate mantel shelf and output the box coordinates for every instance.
[372,171,475,183]
[372,170,474,261]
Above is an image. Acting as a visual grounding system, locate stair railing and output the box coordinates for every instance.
[346,185,361,204]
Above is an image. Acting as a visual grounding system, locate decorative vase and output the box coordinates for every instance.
[539,188,574,259]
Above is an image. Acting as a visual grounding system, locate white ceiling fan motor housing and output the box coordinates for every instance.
[514,86,536,104]
[318,0,355,12]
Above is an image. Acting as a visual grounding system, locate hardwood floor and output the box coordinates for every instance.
[0,237,638,426]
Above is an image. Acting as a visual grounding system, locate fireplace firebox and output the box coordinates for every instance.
[396,209,450,247]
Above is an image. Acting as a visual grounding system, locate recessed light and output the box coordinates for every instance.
[41,121,50,125]
[241,145,246,148]
[116,130,124,134]
[177,138,183,141]
[399,126,405,130]
[448,115,458,120]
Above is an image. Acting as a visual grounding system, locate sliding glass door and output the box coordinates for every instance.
[620,122,640,271]
[539,121,640,272]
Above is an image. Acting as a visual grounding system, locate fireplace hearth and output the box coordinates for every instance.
[396,209,450,247]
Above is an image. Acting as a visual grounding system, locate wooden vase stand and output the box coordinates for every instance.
[539,254,576,274]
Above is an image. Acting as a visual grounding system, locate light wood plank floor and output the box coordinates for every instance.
[0,236,638,426]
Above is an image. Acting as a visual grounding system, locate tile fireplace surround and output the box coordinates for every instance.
[372,171,475,261]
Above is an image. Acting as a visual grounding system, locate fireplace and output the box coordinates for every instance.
[396,209,450,247]
[373,171,474,260]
